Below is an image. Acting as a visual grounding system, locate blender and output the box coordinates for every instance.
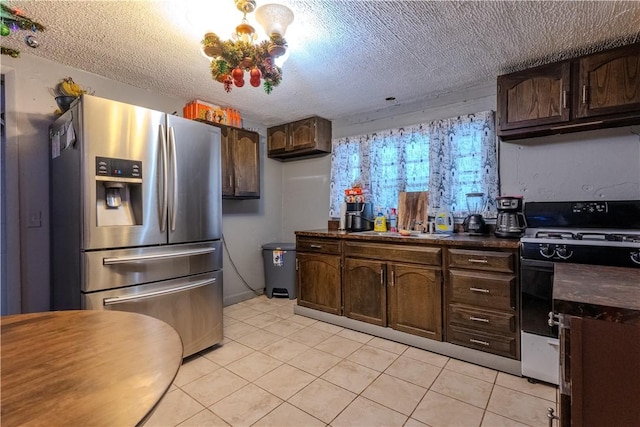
[463,192,487,235]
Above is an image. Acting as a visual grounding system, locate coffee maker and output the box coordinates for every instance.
[495,196,526,238]
[463,192,487,235]
[345,202,374,232]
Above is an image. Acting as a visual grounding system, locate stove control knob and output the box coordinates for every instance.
[631,251,640,265]
[555,245,573,260]
[539,244,555,258]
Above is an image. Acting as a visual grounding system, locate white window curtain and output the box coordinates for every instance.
[329,110,498,219]
[428,111,499,217]
[329,125,429,217]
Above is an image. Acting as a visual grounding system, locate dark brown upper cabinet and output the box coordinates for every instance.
[221,127,260,199]
[497,62,571,131]
[198,120,260,199]
[497,43,640,140]
[576,45,640,119]
[267,116,332,160]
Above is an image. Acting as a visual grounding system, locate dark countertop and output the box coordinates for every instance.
[295,229,521,250]
[553,263,640,325]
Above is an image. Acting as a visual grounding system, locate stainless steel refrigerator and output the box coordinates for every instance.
[50,94,223,357]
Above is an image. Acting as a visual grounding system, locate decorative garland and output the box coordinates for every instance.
[202,33,287,94]
[0,3,46,57]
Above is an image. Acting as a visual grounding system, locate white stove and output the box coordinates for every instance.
[521,201,640,267]
[519,200,640,385]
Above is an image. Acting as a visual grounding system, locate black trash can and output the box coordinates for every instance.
[262,242,296,299]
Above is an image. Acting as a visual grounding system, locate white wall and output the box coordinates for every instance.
[281,155,332,241]
[2,53,282,312]
[500,127,640,201]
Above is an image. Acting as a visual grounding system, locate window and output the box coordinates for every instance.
[329,111,498,218]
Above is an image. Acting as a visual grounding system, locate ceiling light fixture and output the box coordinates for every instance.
[201,0,293,94]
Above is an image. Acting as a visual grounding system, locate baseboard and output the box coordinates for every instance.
[224,289,264,307]
[294,305,522,376]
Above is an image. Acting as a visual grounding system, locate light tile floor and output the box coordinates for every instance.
[145,295,558,427]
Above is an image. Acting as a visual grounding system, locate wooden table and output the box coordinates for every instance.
[1,310,183,426]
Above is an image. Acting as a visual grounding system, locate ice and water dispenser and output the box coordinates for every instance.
[95,157,143,226]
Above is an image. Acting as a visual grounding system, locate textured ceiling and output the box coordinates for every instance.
[4,1,640,126]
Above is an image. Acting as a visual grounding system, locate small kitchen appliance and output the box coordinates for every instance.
[463,192,487,235]
[495,196,526,238]
[346,202,374,232]
[519,200,640,385]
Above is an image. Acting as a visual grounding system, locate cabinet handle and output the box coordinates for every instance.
[470,338,490,346]
[562,90,568,109]
[309,244,322,249]
[391,269,395,287]
[581,85,588,104]
[470,287,490,294]
[470,316,489,323]
[295,258,298,271]
[229,176,232,187]
[468,258,488,264]
[380,268,385,286]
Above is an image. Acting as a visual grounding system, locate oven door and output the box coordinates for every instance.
[520,257,559,385]
[520,258,557,338]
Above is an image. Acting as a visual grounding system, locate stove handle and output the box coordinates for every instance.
[548,311,560,327]
[547,408,560,427]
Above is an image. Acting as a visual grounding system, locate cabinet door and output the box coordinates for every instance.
[576,44,640,118]
[296,252,341,315]
[388,263,442,340]
[289,118,317,151]
[219,126,234,197]
[343,258,387,326]
[568,316,640,427]
[267,124,288,156]
[497,62,570,131]
[232,129,260,198]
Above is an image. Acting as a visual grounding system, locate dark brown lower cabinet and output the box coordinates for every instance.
[444,247,520,359]
[343,246,443,340]
[388,263,442,340]
[343,258,387,326]
[296,252,341,315]
[560,316,640,427]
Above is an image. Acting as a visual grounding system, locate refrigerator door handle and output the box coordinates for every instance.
[168,126,178,232]
[159,124,168,232]
[103,278,217,305]
[103,247,216,265]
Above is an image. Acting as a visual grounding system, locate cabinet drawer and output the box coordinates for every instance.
[448,249,516,273]
[449,270,516,311]
[448,303,516,335]
[448,325,517,359]
[297,237,341,255]
[344,242,441,266]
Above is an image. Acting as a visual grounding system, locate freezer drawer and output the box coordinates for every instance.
[83,271,223,357]
[83,241,222,292]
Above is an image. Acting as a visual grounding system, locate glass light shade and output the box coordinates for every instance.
[255,4,294,37]
[274,49,289,67]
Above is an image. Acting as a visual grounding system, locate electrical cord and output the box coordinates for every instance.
[221,233,263,296]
